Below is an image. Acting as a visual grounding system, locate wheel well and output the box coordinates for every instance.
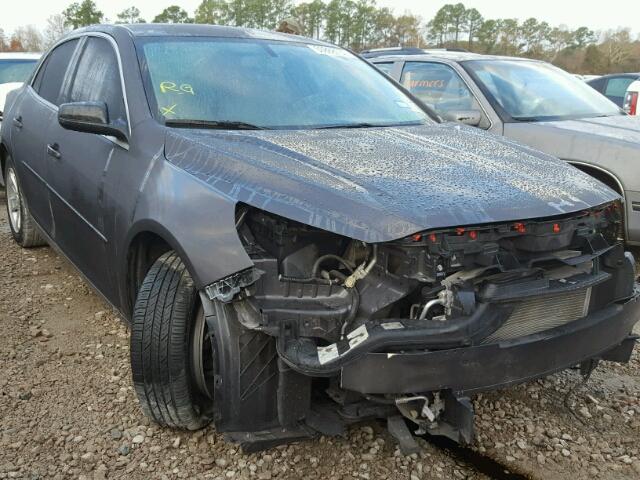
[127,231,172,311]
[570,163,624,197]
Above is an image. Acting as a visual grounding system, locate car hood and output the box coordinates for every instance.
[0,82,22,114]
[537,115,640,144]
[164,123,618,242]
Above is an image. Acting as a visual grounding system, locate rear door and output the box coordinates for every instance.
[45,35,129,297]
[9,39,80,235]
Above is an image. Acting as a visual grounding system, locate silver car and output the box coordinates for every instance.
[367,50,640,245]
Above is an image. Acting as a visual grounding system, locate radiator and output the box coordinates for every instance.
[483,288,591,343]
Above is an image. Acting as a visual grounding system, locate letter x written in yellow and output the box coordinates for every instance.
[161,104,177,116]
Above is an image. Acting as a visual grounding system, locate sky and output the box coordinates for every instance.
[1,0,639,36]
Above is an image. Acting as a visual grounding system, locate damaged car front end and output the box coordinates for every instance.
[4,24,638,455]
[120,26,639,453]
[202,199,638,451]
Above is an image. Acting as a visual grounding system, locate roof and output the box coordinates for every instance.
[368,50,544,63]
[75,23,330,46]
[361,47,427,58]
[360,47,471,59]
[0,52,41,60]
[595,73,640,79]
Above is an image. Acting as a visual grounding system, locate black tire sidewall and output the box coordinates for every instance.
[130,251,214,430]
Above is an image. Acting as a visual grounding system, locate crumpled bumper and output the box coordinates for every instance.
[340,293,640,395]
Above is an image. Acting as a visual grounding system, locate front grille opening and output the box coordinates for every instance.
[483,288,591,343]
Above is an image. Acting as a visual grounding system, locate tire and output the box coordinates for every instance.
[130,251,215,430]
[4,155,45,248]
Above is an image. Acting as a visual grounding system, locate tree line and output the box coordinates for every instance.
[1,0,639,74]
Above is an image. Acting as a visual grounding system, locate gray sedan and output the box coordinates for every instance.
[368,51,640,245]
[3,25,638,451]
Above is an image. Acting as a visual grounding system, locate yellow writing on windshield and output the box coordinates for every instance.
[180,84,195,95]
[161,104,178,116]
[160,81,195,95]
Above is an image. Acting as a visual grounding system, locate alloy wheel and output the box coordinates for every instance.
[6,167,22,233]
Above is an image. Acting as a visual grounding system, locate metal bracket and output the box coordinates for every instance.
[387,415,421,455]
[204,268,263,303]
[426,392,475,444]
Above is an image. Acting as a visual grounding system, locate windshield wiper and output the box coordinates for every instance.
[318,122,425,129]
[164,119,265,130]
[511,116,546,122]
[318,122,389,129]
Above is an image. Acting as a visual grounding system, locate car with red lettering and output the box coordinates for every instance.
[366,49,640,246]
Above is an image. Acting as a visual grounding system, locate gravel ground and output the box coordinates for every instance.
[0,189,639,480]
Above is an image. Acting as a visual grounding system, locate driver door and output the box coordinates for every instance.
[45,35,129,298]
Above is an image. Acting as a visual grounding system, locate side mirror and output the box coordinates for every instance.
[58,102,128,142]
[443,110,482,127]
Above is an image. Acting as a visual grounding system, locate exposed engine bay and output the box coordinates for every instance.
[201,201,638,452]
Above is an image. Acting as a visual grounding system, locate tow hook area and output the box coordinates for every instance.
[390,391,475,454]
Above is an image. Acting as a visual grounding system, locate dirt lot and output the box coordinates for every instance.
[1,189,639,480]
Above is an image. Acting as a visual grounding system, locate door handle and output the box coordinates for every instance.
[47,143,61,159]
[12,116,23,129]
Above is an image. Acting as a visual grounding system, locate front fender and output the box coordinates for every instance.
[125,160,254,289]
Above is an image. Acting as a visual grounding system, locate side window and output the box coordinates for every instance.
[374,62,394,76]
[400,62,486,126]
[66,37,126,126]
[605,77,635,98]
[31,57,49,92]
[34,39,79,106]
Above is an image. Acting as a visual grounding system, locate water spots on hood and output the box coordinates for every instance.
[164,124,618,242]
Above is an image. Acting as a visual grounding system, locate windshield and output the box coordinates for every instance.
[136,37,431,129]
[464,60,622,121]
[0,59,38,84]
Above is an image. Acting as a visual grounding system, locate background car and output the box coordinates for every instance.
[0,53,41,127]
[0,53,40,186]
[586,73,640,107]
[624,79,639,115]
[367,49,640,246]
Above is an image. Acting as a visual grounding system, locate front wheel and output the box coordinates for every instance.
[130,251,281,433]
[4,155,45,248]
[130,251,216,430]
